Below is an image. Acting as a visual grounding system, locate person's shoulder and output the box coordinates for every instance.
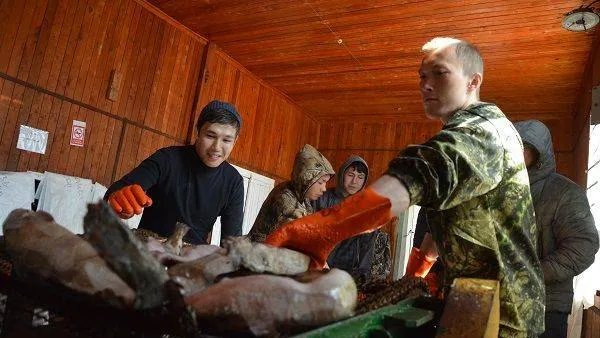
[548,173,586,195]
[154,145,192,157]
[446,103,515,141]
[314,188,337,210]
[161,145,190,152]
[448,103,504,125]
[466,102,505,119]
[259,182,297,212]
[144,145,187,163]
[271,182,297,204]
[221,162,244,181]
[275,182,296,198]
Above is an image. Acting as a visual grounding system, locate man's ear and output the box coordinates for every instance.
[467,72,483,93]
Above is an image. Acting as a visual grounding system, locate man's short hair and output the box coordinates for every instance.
[196,100,242,135]
[422,37,484,77]
[346,161,368,176]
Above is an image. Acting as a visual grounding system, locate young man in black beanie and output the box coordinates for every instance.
[105,100,244,244]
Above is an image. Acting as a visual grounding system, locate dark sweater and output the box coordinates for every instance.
[105,145,244,244]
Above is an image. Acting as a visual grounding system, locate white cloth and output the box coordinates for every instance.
[242,176,274,235]
[0,171,36,235]
[36,172,93,234]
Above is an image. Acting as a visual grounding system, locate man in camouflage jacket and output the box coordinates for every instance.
[388,102,545,336]
[267,37,545,337]
[382,38,546,337]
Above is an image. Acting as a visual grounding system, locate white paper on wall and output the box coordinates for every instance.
[0,171,36,235]
[16,125,48,154]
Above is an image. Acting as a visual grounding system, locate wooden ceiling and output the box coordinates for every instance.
[148,0,597,122]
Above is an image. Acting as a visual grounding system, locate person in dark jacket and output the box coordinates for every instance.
[105,100,245,245]
[515,119,599,338]
[314,156,389,281]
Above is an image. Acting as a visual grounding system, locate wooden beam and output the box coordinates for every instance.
[131,0,207,44]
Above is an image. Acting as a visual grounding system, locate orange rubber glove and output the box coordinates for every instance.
[405,247,436,278]
[264,188,392,269]
[108,184,152,219]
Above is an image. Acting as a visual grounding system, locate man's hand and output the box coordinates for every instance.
[108,184,152,219]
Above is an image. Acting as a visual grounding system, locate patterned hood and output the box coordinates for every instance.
[291,144,335,200]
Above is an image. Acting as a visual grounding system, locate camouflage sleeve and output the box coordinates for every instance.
[386,115,504,210]
[275,194,308,225]
[248,191,307,243]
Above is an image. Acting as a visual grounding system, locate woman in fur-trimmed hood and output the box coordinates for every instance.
[248,144,335,242]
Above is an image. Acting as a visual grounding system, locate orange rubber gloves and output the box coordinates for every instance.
[108,184,152,219]
[405,247,437,278]
[264,188,393,269]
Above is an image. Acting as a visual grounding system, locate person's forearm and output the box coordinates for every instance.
[420,232,439,259]
[370,175,411,216]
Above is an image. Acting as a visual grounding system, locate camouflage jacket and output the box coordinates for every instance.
[386,103,545,337]
[248,144,335,242]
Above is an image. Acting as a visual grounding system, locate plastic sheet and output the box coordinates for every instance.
[35,172,93,234]
[0,172,36,236]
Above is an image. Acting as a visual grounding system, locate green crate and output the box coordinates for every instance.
[295,296,436,338]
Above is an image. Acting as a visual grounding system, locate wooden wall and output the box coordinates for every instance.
[193,44,320,183]
[0,0,205,186]
[318,120,441,181]
[0,0,319,186]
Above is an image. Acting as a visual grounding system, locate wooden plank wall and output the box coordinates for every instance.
[193,45,320,183]
[0,0,205,186]
[319,120,441,182]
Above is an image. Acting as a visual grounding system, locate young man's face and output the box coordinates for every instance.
[419,46,475,121]
[195,123,238,168]
[342,166,366,196]
[523,144,538,169]
[306,174,331,201]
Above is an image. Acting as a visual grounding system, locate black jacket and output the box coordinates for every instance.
[516,120,598,313]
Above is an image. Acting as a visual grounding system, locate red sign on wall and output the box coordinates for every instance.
[70,120,86,147]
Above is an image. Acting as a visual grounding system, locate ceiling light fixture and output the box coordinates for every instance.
[562,1,600,31]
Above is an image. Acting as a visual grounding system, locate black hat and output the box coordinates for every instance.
[200,100,242,129]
